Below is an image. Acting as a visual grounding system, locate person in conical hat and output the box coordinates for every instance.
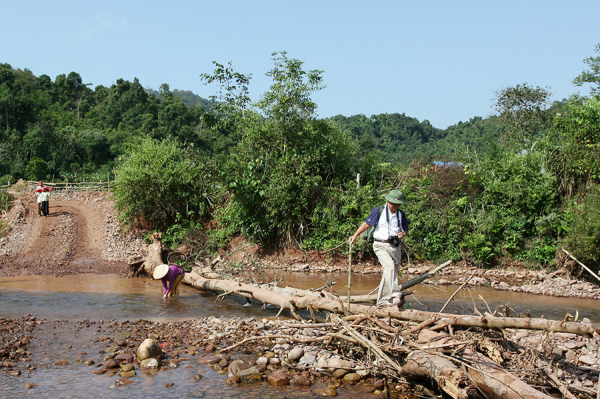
[153,264,185,298]
[34,181,44,216]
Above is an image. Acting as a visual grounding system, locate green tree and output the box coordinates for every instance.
[112,137,216,231]
[553,97,600,195]
[202,52,355,243]
[573,43,600,99]
[493,83,552,149]
[25,157,48,180]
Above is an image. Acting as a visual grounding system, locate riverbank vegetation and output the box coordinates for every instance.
[1,47,600,272]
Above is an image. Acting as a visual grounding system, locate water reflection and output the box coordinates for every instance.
[1,272,599,323]
[267,271,600,322]
[0,275,271,321]
[1,271,598,398]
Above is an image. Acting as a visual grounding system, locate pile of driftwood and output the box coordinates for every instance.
[131,233,600,399]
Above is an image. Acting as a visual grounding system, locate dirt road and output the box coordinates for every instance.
[0,191,144,277]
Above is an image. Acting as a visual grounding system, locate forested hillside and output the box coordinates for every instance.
[0,61,507,183]
[1,46,599,273]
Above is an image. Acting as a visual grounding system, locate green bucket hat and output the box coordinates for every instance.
[385,190,405,204]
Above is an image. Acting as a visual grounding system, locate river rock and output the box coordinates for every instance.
[199,355,221,364]
[140,358,160,368]
[267,368,289,386]
[578,355,597,366]
[288,347,304,361]
[115,353,133,362]
[204,344,215,352]
[291,373,311,386]
[114,378,135,386]
[551,347,563,361]
[564,341,586,350]
[226,375,240,384]
[328,358,352,369]
[119,370,136,378]
[471,277,489,285]
[103,358,118,369]
[237,367,261,383]
[317,356,329,368]
[314,387,338,396]
[256,356,268,365]
[120,363,135,372]
[343,372,361,383]
[299,354,316,366]
[332,369,349,378]
[136,339,162,361]
[53,360,69,366]
[228,359,249,377]
[254,363,267,373]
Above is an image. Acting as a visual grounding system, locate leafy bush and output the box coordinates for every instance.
[112,137,218,231]
[0,190,13,210]
[25,157,48,181]
[553,97,600,195]
[560,185,600,270]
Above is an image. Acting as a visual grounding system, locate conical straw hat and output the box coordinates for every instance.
[153,264,169,280]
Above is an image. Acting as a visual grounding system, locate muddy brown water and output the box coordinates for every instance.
[1,272,599,398]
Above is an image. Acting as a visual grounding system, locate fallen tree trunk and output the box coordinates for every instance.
[400,351,476,399]
[129,232,166,278]
[462,348,555,399]
[183,271,600,335]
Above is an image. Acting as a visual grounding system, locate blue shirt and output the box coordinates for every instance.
[365,205,409,238]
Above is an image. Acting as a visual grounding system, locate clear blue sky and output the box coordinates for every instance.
[2,1,599,129]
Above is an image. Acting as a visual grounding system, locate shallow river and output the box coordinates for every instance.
[0,272,598,398]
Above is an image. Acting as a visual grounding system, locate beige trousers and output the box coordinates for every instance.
[373,241,402,308]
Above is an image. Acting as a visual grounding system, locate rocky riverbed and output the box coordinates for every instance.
[2,313,599,398]
[1,190,600,397]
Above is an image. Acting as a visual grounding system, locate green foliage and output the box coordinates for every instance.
[560,186,600,270]
[161,211,204,249]
[573,43,600,99]
[0,190,13,213]
[493,83,552,149]
[301,181,389,251]
[3,53,600,270]
[112,138,217,231]
[553,97,600,194]
[204,52,356,244]
[25,157,48,180]
[394,148,560,266]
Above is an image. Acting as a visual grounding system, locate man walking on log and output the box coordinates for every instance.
[348,190,409,309]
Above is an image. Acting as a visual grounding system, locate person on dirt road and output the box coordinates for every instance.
[35,181,44,216]
[40,188,51,217]
[153,264,185,298]
[348,190,409,309]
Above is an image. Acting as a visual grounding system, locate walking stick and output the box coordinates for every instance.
[347,242,352,313]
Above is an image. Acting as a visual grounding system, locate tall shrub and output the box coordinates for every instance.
[113,137,216,231]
